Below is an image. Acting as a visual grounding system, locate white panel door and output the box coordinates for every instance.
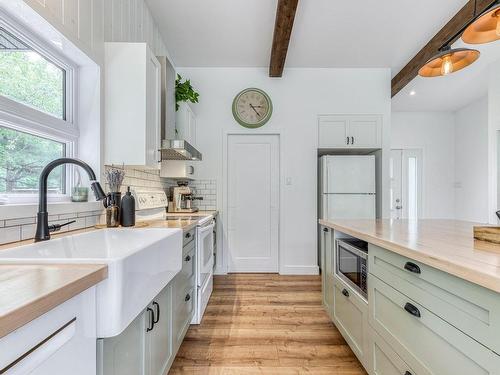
[324,156,376,194]
[227,134,279,272]
[348,116,381,148]
[325,194,376,219]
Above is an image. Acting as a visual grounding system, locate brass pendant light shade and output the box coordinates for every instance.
[418,47,480,77]
[462,3,500,44]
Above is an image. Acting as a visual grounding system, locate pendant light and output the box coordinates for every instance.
[462,2,500,44]
[418,46,480,77]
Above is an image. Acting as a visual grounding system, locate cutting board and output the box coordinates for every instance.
[473,226,500,244]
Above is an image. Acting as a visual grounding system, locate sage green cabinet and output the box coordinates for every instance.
[146,285,173,375]
[370,330,416,375]
[333,275,370,370]
[321,226,334,319]
[369,275,500,375]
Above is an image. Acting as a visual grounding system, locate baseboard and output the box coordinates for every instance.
[280,265,320,275]
[213,267,227,275]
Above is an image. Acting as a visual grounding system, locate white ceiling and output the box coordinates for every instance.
[146,0,465,72]
[146,0,500,112]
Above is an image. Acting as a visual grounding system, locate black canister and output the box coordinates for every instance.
[120,186,136,227]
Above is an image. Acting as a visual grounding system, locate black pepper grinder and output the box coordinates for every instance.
[120,186,136,227]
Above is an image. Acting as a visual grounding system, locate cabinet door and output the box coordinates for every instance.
[348,115,381,148]
[318,116,348,148]
[98,311,147,375]
[146,285,173,375]
[323,228,334,318]
[145,48,161,168]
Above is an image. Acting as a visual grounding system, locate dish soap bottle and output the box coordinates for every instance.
[120,186,136,227]
[106,194,120,228]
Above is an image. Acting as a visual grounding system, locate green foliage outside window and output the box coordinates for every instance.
[0,51,65,119]
[0,127,65,194]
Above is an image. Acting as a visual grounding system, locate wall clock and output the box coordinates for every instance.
[232,88,273,128]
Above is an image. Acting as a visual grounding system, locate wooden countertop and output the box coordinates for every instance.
[0,264,107,338]
[319,219,500,293]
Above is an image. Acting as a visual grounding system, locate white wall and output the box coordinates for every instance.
[177,67,391,275]
[391,112,456,218]
[16,0,170,65]
[454,96,489,223]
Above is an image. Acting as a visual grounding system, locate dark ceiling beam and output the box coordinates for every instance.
[269,0,299,77]
[391,0,497,97]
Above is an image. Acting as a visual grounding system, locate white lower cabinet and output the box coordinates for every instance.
[0,288,97,375]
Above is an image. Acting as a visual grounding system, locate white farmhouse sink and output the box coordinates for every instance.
[0,228,182,338]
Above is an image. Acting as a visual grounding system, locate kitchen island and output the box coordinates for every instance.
[319,218,500,375]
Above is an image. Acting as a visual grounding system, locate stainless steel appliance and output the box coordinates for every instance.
[168,182,202,213]
[336,238,368,300]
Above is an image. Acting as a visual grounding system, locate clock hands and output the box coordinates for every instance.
[249,103,261,117]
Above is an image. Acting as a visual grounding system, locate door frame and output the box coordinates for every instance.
[222,130,283,274]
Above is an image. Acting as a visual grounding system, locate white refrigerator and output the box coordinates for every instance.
[319,155,376,220]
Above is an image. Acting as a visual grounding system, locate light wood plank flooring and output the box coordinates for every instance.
[168,274,367,374]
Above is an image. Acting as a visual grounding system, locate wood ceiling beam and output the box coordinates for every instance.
[391,0,497,97]
[269,0,299,77]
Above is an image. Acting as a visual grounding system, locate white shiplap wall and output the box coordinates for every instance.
[23,0,169,65]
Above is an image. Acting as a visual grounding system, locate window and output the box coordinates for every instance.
[0,27,66,119]
[0,126,66,195]
[0,17,77,204]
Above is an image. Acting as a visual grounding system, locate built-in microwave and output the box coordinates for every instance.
[335,238,368,301]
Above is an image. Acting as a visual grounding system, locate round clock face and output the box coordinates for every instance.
[232,88,272,128]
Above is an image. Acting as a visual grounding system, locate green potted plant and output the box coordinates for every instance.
[175,74,199,111]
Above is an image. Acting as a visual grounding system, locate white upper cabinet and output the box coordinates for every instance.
[318,115,382,149]
[176,102,197,146]
[105,43,161,168]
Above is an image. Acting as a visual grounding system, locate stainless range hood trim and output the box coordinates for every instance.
[160,139,202,161]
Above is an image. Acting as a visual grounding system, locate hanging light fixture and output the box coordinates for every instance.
[418,46,480,77]
[462,2,500,44]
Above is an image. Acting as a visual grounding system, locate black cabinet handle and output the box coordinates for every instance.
[185,232,191,239]
[185,293,191,302]
[404,302,421,318]
[342,289,350,298]
[152,301,160,324]
[351,136,354,144]
[346,137,350,145]
[404,372,413,375]
[404,262,421,274]
[146,307,155,332]
[185,255,191,262]
[323,228,329,232]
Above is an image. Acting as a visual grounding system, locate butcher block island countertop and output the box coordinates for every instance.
[320,219,500,293]
[0,264,107,338]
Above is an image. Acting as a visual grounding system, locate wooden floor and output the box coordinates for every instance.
[168,274,367,374]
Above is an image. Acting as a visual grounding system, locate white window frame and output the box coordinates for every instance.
[0,11,79,204]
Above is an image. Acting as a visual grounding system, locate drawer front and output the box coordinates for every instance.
[180,243,196,282]
[369,244,500,354]
[183,228,195,247]
[333,276,368,364]
[173,285,195,347]
[369,275,500,375]
[371,330,417,375]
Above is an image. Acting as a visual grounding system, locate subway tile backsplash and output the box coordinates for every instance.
[0,166,216,245]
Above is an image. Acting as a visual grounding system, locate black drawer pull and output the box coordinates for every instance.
[185,255,191,262]
[185,294,191,302]
[404,262,421,274]
[152,301,160,324]
[404,372,413,375]
[342,289,350,298]
[185,232,191,239]
[404,302,421,318]
[146,307,155,332]
[323,227,329,232]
